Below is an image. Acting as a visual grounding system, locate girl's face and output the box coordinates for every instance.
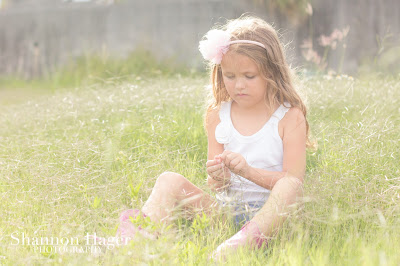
[220,51,267,109]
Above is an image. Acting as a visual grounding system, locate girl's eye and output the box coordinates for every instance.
[225,75,235,79]
[246,75,255,79]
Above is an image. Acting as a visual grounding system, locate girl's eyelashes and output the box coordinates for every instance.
[223,74,256,79]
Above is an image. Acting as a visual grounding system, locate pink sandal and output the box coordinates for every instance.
[116,209,158,243]
[211,221,268,260]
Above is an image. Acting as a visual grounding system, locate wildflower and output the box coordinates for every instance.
[301,38,313,49]
[318,26,350,50]
[318,35,337,49]
[302,48,321,65]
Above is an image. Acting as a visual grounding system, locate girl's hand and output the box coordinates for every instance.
[218,150,251,178]
[206,156,231,182]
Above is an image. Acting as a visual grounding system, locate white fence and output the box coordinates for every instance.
[0,0,399,77]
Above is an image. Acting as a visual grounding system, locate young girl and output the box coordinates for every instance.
[117,15,312,258]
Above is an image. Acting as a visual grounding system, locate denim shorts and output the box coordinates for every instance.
[217,200,265,228]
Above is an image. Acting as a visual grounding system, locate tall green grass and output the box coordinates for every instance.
[0,73,399,265]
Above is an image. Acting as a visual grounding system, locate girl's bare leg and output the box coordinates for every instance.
[211,175,303,259]
[251,175,303,237]
[141,171,219,223]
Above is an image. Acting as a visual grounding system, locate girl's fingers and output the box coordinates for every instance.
[214,168,224,176]
[209,169,223,179]
[225,156,234,169]
[229,157,240,169]
[222,167,231,178]
[214,155,223,164]
[206,160,220,167]
[232,161,243,173]
[219,150,231,160]
[207,164,230,179]
[207,164,223,174]
[224,152,237,167]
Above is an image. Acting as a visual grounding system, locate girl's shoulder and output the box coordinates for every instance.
[282,107,305,123]
[206,101,231,124]
[205,105,221,132]
[280,106,306,139]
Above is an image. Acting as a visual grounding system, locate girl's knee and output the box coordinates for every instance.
[156,171,186,187]
[277,175,303,187]
[274,176,303,195]
[276,176,304,200]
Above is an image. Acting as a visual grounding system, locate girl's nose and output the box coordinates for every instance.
[235,78,245,90]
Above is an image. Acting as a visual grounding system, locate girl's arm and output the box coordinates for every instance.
[248,107,306,189]
[205,107,230,191]
[220,107,306,190]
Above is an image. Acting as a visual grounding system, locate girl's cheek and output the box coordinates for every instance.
[223,78,234,87]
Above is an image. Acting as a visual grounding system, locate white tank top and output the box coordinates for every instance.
[215,100,291,204]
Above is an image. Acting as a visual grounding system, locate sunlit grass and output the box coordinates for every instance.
[0,73,399,265]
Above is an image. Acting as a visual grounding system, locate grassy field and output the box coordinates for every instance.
[0,72,399,265]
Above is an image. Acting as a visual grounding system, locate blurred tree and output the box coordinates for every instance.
[253,0,312,25]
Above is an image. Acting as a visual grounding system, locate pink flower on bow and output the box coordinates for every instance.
[199,29,231,64]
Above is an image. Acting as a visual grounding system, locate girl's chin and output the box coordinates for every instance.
[234,95,249,101]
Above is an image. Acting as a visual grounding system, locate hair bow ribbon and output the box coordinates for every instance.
[199,30,231,64]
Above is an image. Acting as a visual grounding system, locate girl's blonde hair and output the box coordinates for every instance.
[203,15,315,150]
